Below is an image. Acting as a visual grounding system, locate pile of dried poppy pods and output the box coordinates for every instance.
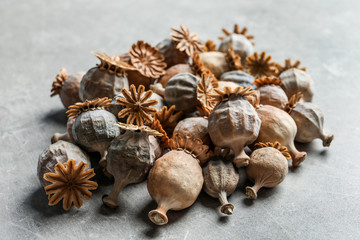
[38,24,334,225]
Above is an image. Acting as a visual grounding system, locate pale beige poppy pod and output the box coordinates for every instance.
[279,68,314,102]
[253,77,288,109]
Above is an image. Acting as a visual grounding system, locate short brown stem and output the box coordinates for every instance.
[291,151,307,167]
[148,205,169,225]
[51,132,70,144]
[320,133,334,147]
[102,178,127,208]
[246,182,262,200]
[218,191,234,215]
[233,149,249,168]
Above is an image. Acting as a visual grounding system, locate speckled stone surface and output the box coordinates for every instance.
[1,0,359,239]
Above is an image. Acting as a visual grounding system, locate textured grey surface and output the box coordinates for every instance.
[1,0,360,239]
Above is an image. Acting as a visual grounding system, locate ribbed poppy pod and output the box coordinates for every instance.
[279,68,314,102]
[79,52,134,101]
[199,52,230,78]
[103,123,163,208]
[208,87,261,168]
[252,97,306,167]
[253,77,288,109]
[37,140,90,187]
[50,68,83,108]
[220,70,255,89]
[203,148,239,215]
[218,34,254,66]
[156,38,189,68]
[164,73,201,113]
[284,93,334,147]
[147,134,213,225]
[246,142,290,199]
[66,98,120,164]
[158,64,194,88]
[173,117,211,146]
[51,117,75,144]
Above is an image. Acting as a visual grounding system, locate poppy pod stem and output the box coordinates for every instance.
[245,182,263,199]
[233,149,250,168]
[102,178,128,208]
[51,132,70,144]
[218,191,234,215]
[148,205,169,225]
[320,132,334,147]
[287,141,307,167]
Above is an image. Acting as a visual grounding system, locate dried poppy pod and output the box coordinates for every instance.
[173,117,211,146]
[218,25,254,65]
[203,148,239,215]
[253,77,288,109]
[37,140,90,187]
[284,93,334,147]
[246,52,278,79]
[216,81,240,91]
[154,105,182,136]
[246,142,290,200]
[164,73,201,113]
[156,38,189,68]
[158,64,194,88]
[67,98,120,164]
[220,70,256,89]
[147,134,213,225]
[79,52,135,101]
[51,117,75,143]
[44,159,98,211]
[102,123,163,208]
[208,87,261,168]
[199,52,230,78]
[279,68,314,102]
[50,68,83,108]
[171,25,204,57]
[252,99,306,167]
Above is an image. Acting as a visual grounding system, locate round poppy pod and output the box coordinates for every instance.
[37,140,90,187]
[156,38,189,69]
[246,147,288,199]
[164,73,201,113]
[199,51,230,78]
[173,117,211,146]
[208,95,261,168]
[220,70,256,89]
[158,64,193,88]
[279,68,314,102]
[254,105,306,166]
[218,34,254,65]
[258,85,288,109]
[290,102,334,146]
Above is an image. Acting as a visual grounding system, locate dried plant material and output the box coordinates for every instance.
[246,147,288,199]
[156,38,189,69]
[253,76,282,88]
[171,25,204,56]
[154,105,182,136]
[44,159,98,211]
[51,68,69,97]
[279,68,314,102]
[196,102,212,117]
[219,24,255,45]
[129,41,167,78]
[255,141,291,159]
[173,117,211,146]
[203,40,217,52]
[199,52,230,78]
[115,122,163,137]
[220,70,256,89]
[66,97,112,119]
[170,133,213,165]
[246,52,277,78]
[147,120,170,149]
[226,44,243,71]
[191,52,219,86]
[116,84,158,126]
[197,72,216,109]
[203,154,239,215]
[284,92,303,113]
[150,83,165,97]
[51,118,75,144]
[210,86,256,105]
[93,52,136,76]
[254,105,307,166]
[158,64,194,88]
[276,58,306,76]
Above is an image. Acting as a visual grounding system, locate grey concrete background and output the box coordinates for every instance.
[1,0,359,239]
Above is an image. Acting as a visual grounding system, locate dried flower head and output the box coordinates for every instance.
[116,85,158,126]
[203,40,217,52]
[246,52,277,78]
[253,76,282,88]
[93,52,136,76]
[44,159,98,211]
[129,41,167,78]
[147,119,170,149]
[254,141,292,159]
[115,122,163,137]
[284,92,303,114]
[170,133,213,165]
[210,86,256,104]
[66,97,112,119]
[191,52,219,87]
[276,58,306,76]
[51,68,69,97]
[219,24,255,45]
[171,25,204,56]
[154,105,182,136]
[226,44,243,71]
[197,72,217,110]
[196,103,212,117]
